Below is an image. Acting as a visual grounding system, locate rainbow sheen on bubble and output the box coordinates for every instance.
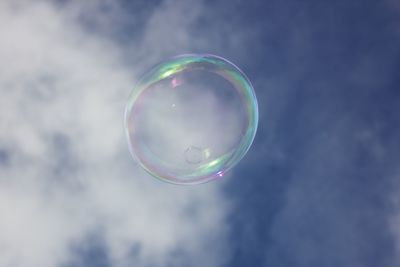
[125,54,258,185]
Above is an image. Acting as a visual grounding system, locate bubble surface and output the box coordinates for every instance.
[125,54,258,185]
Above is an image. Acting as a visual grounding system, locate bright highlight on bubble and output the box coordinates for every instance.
[125,54,258,185]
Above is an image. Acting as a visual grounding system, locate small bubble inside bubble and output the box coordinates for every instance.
[184,146,204,164]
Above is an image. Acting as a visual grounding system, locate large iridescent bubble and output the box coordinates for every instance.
[125,54,258,185]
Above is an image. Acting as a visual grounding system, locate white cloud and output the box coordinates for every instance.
[0,1,232,267]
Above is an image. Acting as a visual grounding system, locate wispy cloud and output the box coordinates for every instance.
[0,1,232,267]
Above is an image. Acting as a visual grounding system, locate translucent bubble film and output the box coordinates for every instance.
[125,54,258,185]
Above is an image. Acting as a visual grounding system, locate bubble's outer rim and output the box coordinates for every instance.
[125,53,259,185]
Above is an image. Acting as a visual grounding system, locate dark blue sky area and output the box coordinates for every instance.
[221,1,400,267]
[56,0,400,266]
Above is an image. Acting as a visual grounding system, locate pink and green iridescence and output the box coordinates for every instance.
[125,54,258,185]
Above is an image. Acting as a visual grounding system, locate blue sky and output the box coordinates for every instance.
[0,0,399,267]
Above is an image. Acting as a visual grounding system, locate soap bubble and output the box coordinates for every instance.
[125,54,258,185]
